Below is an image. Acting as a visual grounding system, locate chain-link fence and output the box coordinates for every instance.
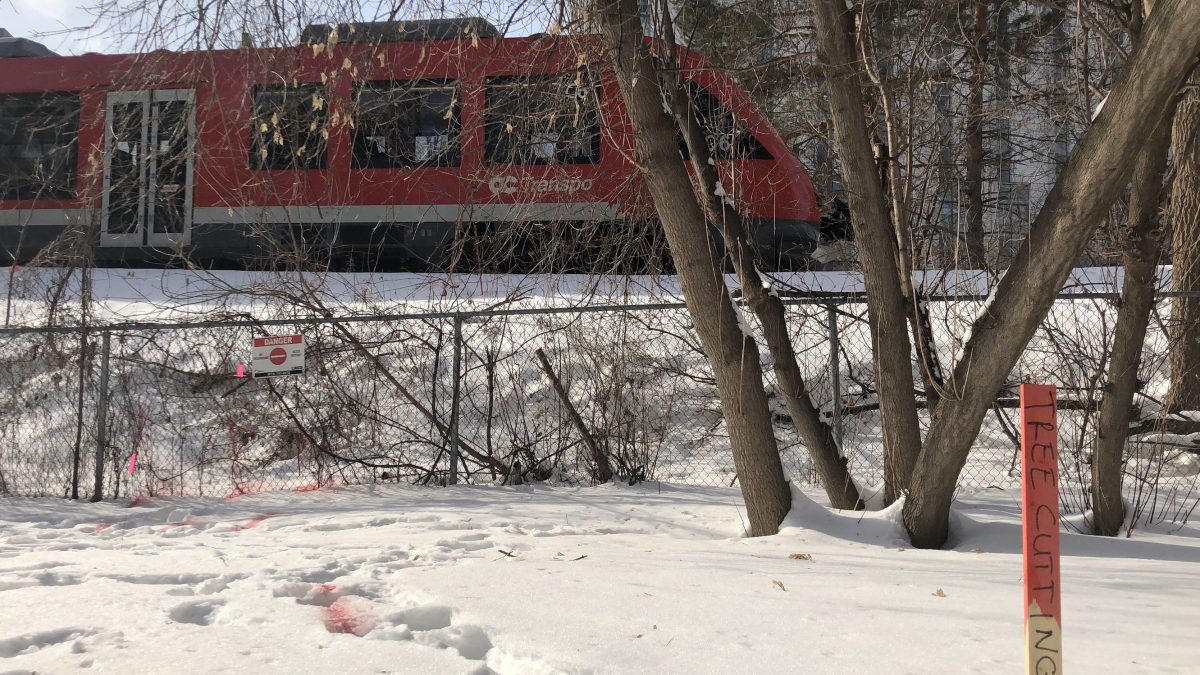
[1,292,1197,520]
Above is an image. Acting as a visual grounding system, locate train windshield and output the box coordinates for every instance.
[678,82,772,161]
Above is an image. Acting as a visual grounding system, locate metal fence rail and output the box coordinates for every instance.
[1,291,1197,520]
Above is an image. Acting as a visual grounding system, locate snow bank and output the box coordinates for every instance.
[0,484,1196,673]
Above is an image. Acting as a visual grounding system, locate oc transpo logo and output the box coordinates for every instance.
[488,175,594,196]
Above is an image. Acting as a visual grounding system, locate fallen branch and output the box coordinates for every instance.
[534,347,613,484]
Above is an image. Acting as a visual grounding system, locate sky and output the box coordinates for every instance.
[3,0,554,55]
[5,0,110,53]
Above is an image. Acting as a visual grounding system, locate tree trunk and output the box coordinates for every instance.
[594,0,791,535]
[963,0,990,269]
[1091,1,1176,537]
[902,0,1200,549]
[859,23,946,417]
[662,65,863,510]
[808,0,923,503]
[1169,69,1200,412]
[1091,113,1174,537]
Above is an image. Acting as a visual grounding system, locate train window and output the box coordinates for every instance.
[250,84,328,170]
[678,83,773,161]
[485,72,600,165]
[0,92,80,200]
[352,81,459,168]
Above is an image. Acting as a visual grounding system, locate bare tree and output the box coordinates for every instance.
[649,7,863,509]
[1091,0,1178,537]
[1168,67,1200,412]
[808,0,923,503]
[901,0,1200,548]
[591,0,793,535]
[962,0,991,269]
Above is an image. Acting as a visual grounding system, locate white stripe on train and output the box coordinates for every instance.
[0,202,623,228]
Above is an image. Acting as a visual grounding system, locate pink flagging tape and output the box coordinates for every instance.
[127,453,138,475]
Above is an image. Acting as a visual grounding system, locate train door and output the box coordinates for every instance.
[101,89,195,249]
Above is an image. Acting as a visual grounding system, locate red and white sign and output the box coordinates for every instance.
[251,334,305,379]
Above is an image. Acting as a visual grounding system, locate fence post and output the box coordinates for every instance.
[90,331,111,502]
[447,315,463,485]
[827,303,843,451]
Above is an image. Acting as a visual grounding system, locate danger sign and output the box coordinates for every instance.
[251,334,305,379]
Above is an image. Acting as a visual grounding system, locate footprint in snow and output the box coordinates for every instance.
[0,570,85,592]
[274,582,382,637]
[373,604,495,662]
[0,627,97,658]
[168,599,226,626]
[273,579,497,663]
[434,533,496,554]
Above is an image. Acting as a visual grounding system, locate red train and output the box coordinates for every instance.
[0,19,821,271]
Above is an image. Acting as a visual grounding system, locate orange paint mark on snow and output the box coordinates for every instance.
[156,516,208,534]
[321,599,377,636]
[230,513,277,531]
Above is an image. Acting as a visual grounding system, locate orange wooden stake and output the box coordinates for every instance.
[1020,383,1062,674]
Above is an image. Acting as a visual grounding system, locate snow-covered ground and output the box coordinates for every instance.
[0,265,1159,327]
[1,483,1197,674]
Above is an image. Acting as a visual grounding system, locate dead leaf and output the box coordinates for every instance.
[932,588,946,598]
[970,547,985,554]
[772,579,787,591]
[789,553,812,561]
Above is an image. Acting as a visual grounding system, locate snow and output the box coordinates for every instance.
[1092,95,1108,121]
[0,266,1172,329]
[1,483,1197,673]
[951,281,1000,367]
